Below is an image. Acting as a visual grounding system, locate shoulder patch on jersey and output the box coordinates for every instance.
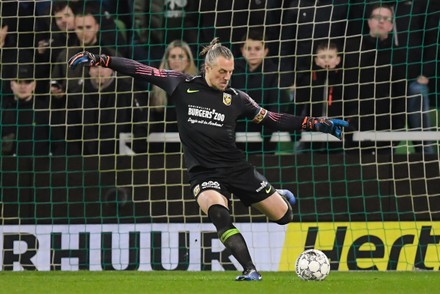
[223,93,232,106]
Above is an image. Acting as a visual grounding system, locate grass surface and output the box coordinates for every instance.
[0,271,439,294]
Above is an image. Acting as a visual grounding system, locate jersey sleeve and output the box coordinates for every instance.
[238,90,305,132]
[107,56,187,96]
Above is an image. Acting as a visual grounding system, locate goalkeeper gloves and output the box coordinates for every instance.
[302,116,349,140]
[68,51,110,69]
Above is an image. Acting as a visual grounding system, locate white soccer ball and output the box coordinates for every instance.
[295,249,330,281]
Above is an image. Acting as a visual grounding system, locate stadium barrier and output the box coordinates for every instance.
[145,131,440,143]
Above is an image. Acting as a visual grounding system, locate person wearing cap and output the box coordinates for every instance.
[1,65,53,156]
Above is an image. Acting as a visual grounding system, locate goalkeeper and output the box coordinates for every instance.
[68,38,348,281]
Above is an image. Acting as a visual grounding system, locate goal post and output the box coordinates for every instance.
[0,0,439,272]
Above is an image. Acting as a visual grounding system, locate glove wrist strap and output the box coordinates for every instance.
[302,116,317,131]
[98,55,110,67]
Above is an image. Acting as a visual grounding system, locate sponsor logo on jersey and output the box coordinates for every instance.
[187,105,225,127]
[256,181,269,193]
[187,88,199,94]
[223,93,232,106]
[188,106,213,119]
[201,181,221,190]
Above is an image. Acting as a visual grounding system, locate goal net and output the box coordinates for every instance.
[0,0,439,272]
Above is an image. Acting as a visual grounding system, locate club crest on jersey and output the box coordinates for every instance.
[223,93,232,106]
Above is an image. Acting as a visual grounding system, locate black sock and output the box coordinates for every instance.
[208,204,256,271]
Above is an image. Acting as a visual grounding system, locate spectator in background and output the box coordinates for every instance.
[198,0,268,57]
[0,0,37,86]
[265,0,349,89]
[393,0,435,154]
[0,23,12,94]
[149,40,198,153]
[50,3,121,95]
[346,0,377,36]
[424,1,439,151]
[1,65,54,156]
[343,4,406,155]
[66,56,149,156]
[35,1,79,94]
[150,40,198,131]
[231,28,290,154]
[97,0,134,37]
[348,0,435,154]
[295,41,344,153]
[71,0,129,57]
[0,23,8,50]
[132,0,200,62]
[0,0,37,53]
[309,42,343,118]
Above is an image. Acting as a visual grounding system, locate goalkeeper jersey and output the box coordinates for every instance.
[108,57,305,171]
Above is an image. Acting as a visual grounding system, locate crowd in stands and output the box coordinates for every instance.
[0,0,439,157]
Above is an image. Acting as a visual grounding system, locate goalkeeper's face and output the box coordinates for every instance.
[204,56,234,91]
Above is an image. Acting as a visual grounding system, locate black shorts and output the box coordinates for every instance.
[188,162,275,206]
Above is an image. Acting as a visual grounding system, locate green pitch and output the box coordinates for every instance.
[0,271,439,294]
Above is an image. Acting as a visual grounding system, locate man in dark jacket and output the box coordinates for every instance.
[66,65,149,155]
[266,0,349,88]
[231,29,290,153]
[344,4,406,155]
[425,1,440,117]
[1,65,53,156]
[348,0,436,154]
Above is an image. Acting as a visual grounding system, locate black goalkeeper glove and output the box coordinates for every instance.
[302,116,349,140]
[68,51,110,69]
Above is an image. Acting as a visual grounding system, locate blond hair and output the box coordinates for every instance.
[199,38,233,73]
[150,40,198,110]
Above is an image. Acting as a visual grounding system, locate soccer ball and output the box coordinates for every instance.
[295,249,330,281]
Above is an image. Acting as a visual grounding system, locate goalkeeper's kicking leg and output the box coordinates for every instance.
[196,187,295,281]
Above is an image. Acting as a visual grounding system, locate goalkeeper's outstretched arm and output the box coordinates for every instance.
[68,51,186,96]
[68,51,349,140]
[255,108,349,140]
